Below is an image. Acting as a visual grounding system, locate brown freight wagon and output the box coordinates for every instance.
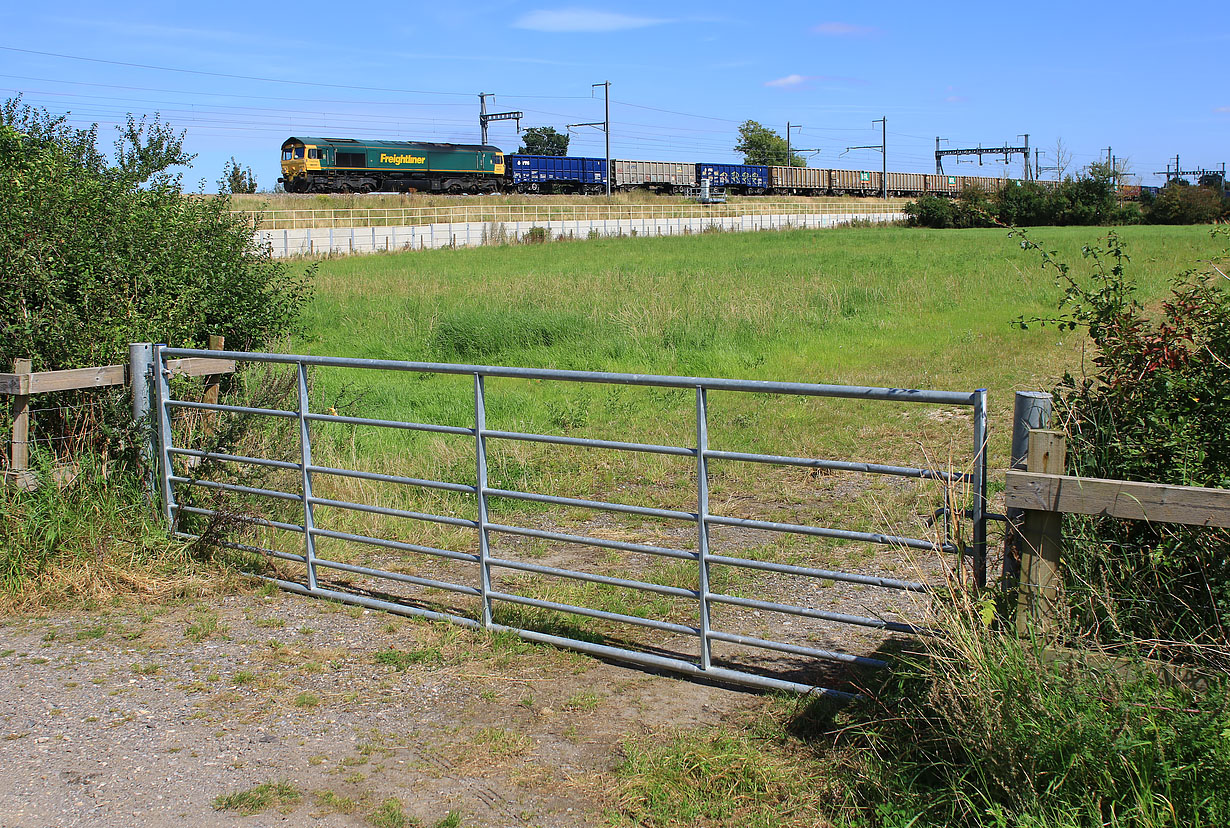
[885,172,926,196]
[612,159,696,191]
[767,166,829,194]
[830,169,881,195]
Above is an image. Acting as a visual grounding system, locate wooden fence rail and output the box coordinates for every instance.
[1007,428,1230,634]
[2,338,235,490]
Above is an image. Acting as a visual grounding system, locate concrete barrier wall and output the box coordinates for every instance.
[255,211,906,258]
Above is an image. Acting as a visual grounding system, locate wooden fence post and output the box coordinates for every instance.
[9,358,31,475]
[203,335,225,413]
[1015,429,1067,636]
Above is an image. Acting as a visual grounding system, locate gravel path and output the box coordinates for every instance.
[0,591,769,828]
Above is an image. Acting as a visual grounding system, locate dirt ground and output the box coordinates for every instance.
[0,474,958,828]
[0,590,792,828]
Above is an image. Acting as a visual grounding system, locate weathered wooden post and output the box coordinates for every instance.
[1015,429,1067,636]
[202,335,225,429]
[9,358,32,481]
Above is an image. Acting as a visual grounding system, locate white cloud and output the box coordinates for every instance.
[513,8,671,32]
[812,21,878,36]
[765,74,810,87]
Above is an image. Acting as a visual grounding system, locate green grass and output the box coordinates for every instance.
[212,780,301,815]
[279,225,1222,561]
[299,225,1216,463]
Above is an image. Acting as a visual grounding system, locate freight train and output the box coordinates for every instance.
[278,136,1045,197]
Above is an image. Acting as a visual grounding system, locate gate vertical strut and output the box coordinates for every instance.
[696,386,713,669]
[297,362,319,592]
[474,373,493,628]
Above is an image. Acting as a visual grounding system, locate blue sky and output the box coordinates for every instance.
[2,2,1225,191]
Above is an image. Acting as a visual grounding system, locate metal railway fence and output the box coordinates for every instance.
[150,346,988,698]
[237,200,907,231]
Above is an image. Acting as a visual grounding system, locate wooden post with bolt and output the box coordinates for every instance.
[1015,429,1067,636]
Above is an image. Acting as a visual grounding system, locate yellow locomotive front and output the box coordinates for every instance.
[279,138,322,193]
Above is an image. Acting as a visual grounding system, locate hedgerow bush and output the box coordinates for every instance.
[904,170,1143,228]
[1015,228,1230,653]
[0,100,312,372]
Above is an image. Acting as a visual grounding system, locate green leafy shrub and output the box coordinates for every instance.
[0,100,312,372]
[838,620,1230,828]
[1015,229,1230,650]
[1146,181,1228,225]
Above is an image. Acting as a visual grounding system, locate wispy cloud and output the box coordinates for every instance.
[765,73,865,88]
[944,85,968,104]
[812,22,879,37]
[765,74,811,88]
[512,8,672,32]
[1216,106,1230,113]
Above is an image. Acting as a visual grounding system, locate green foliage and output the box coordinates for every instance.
[733,120,804,166]
[904,170,1132,228]
[220,156,257,194]
[0,104,312,372]
[110,112,195,186]
[1015,229,1230,648]
[213,780,301,815]
[0,452,210,606]
[903,188,996,228]
[516,126,569,156]
[839,626,1230,827]
[1146,181,1227,224]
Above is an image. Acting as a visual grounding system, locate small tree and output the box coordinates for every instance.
[221,157,258,194]
[517,126,570,156]
[733,120,804,166]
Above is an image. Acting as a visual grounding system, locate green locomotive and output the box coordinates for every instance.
[279,137,505,194]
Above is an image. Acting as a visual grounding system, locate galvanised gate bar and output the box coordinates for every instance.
[153,346,988,700]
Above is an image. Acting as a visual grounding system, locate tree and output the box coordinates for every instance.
[221,156,258,194]
[517,126,570,156]
[1,94,195,186]
[112,113,195,185]
[733,120,804,166]
[0,98,312,373]
[1050,138,1072,180]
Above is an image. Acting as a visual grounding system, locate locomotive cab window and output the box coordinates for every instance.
[307,149,319,159]
[292,147,304,159]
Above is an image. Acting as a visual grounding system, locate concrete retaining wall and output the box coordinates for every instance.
[255,211,905,258]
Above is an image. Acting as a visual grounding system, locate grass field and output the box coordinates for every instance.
[199,222,1221,598]
[295,223,1218,466]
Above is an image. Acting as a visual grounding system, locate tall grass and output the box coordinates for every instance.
[0,452,223,608]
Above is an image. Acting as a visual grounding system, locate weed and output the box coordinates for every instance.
[212,780,301,815]
[232,670,258,686]
[563,690,601,712]
[185,612,226,643]
[255,617,285,629]
[75,625,105,640]
[373,647,443,670]
[473,727,530,757]
[434,812,462,828]
[313,789,357,814]
[132,663,161,676]
[369,797,416,828]
[294,692,320,709]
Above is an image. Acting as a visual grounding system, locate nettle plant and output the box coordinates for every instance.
[1014,228,1230,654]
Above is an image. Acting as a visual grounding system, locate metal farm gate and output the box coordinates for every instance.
[150,346,987,700]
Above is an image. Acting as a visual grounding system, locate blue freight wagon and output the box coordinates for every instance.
[506,154,607,193]
[695,162,769,194]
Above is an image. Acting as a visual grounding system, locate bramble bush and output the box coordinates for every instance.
[1014,228,1230,653]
